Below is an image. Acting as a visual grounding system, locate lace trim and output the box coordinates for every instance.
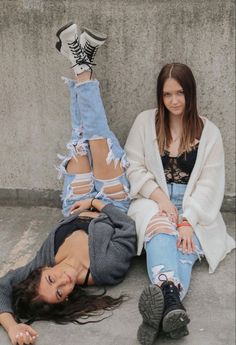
[162,143,199,184]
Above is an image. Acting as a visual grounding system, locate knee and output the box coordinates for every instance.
[101,180,129,200]
[145,212,177,241]
[70,174,94,196]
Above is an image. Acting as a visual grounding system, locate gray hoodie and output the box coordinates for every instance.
[0,204,136,314]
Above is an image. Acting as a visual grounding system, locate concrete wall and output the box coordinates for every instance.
[0,0,235,206]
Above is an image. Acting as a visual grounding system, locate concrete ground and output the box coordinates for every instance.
[0,206,235,345]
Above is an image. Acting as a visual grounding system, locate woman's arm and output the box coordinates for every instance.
[89,204,136,285]
[70,198,106,214]
[0,235,52,338]
[125,112,177,220]
[183,129,225,227]
[150,187,178,223]
[125,112,159,198]
[0,312,38,345]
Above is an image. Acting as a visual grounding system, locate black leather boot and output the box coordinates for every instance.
[161,280,190,335]
[137,285,164,345]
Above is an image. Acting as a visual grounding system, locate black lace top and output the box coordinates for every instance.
[161,143,199,184]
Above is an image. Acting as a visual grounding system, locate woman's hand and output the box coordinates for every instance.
[8,323,38,345]
[150,187,178,224]
[177,226,196,254]
[70,199,92,214]
[158,198,178,224]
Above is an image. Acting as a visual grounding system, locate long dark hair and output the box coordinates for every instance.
[156,63,203,155]
[12,268,125,325]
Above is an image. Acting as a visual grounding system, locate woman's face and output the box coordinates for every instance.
[38,265,77,304]
[162,78,186,117]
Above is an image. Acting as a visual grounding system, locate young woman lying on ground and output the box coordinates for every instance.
[0,22,136,345]
[125,62,235,345]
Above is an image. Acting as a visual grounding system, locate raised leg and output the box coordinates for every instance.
[72,72,130,212]
[61,154,97,217]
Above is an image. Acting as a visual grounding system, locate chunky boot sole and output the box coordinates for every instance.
[137,285,164,345]
[55,22,75,52]
[167,325,189,339]
[162,309,190,333]
[56,22,74,39]
[138,323,159,345]
[83,27,107,42]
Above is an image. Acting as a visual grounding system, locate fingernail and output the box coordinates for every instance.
[26,331,29,336]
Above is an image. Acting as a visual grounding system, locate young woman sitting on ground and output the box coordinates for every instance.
[125,62,235,345]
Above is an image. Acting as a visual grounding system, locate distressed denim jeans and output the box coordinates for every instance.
[145,183,203,300]
[58,78,131,216]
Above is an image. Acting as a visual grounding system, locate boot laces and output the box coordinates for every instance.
[84,41,98,63]
[68,38,92,69]
[159,274,181,310]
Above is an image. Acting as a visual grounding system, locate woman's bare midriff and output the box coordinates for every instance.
[79,210,100,218]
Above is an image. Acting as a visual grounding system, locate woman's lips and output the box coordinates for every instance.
[65,272,72,284]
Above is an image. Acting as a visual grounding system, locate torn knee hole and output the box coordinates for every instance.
[71,186,91,195]
[71,181,93,195]
[151,266,179,286]
[70,175,94,196]
[146,213,176,235]
[103,183,128,200]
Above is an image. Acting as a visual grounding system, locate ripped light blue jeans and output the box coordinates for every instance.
[58,78,131,216]
[145,183,203,300]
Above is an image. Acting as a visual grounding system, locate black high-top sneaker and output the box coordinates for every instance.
[137,285,164,345]
[161,280,190,335]
[55,22,92,75]
[80,27,107,64]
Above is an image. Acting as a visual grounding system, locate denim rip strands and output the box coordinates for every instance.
[145,183,204,300]
[57,78,131,216]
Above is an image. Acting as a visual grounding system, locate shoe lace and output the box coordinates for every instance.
[159,274,181,310]
[84,41,98,64]
[68,38,94,69]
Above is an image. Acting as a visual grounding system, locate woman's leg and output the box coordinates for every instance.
[73,72,130,212]
[177,233,203,299]
[146,233,180,287]
[142,182,202,339]
[61,154,97,217]
[146,231,200,299]
[57,23,130,213]
[58,77,97,216]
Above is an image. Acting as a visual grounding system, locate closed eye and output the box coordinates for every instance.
[56,289,63,300]
[48,275,54,284]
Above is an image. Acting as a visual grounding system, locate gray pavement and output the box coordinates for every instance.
[0,207,235,345]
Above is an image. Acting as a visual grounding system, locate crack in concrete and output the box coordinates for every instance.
[0,220,39,276]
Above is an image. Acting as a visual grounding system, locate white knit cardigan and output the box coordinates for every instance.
[125,109,235,273]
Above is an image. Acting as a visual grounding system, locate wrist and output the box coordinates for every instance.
[150,187,168,203]
[90,197,96,209]
[177,222,191,228]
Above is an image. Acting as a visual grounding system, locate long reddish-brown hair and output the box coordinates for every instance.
[155,63,203,155]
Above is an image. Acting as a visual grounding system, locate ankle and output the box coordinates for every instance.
[76,71,93,83]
